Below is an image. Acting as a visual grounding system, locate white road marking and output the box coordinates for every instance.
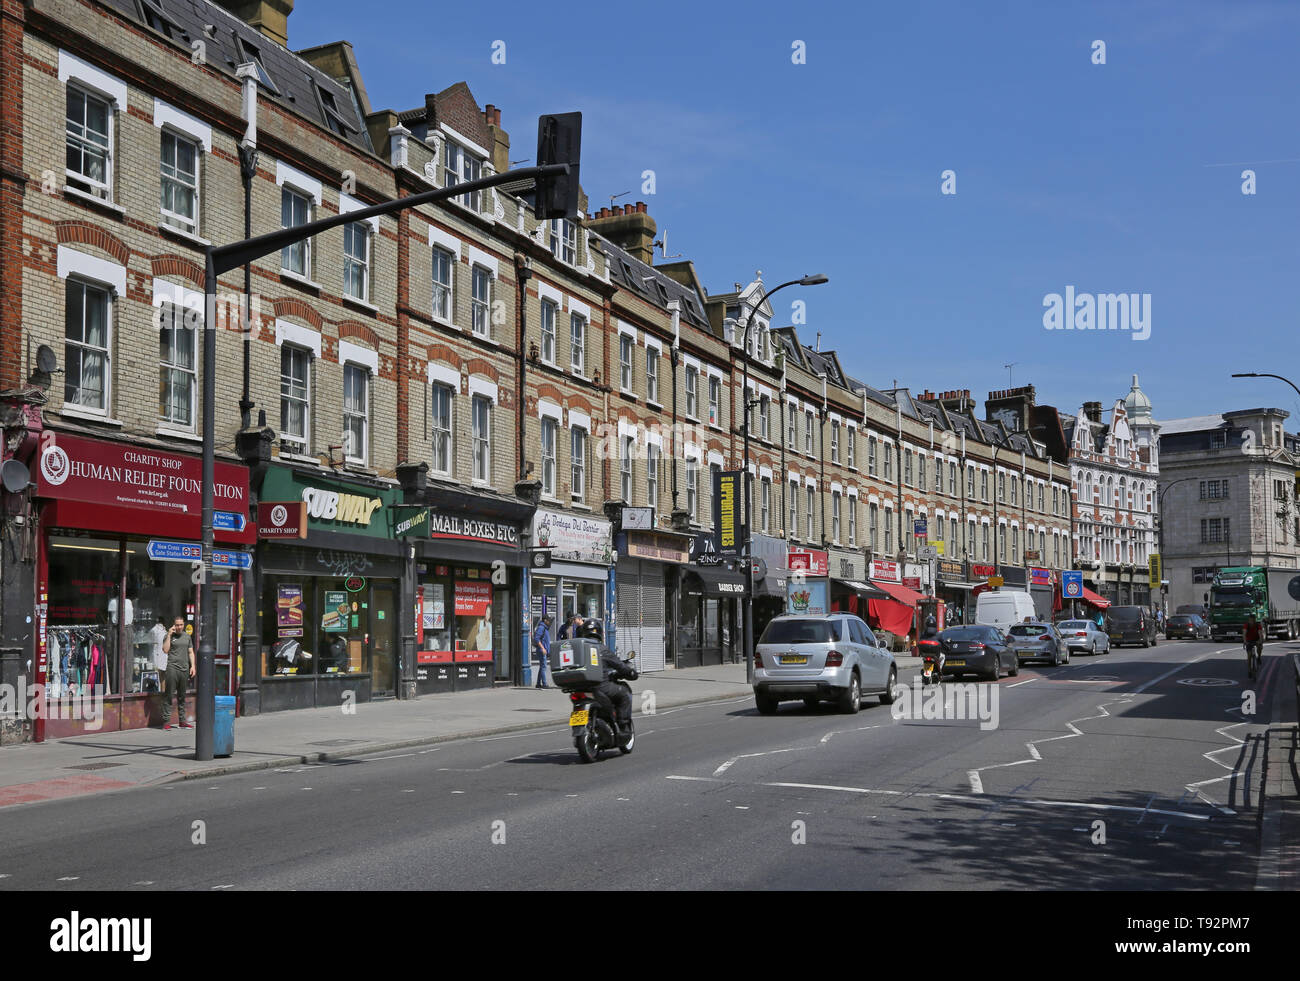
[820,723,889,744]
[212,884,234,890]
[1131,650,1222,694]
[253,787,266,791]
[967,770,984,794]
[451,790,465,794]
[57,876,79,881]
[1184,721,1251,815]
[735,806,750,810]
[1008,679,1036,688]
[666,775,725,783]
[133,880,153,885]
[714,747,804,776]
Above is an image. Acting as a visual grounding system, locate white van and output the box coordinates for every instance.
[975,590,1038,635]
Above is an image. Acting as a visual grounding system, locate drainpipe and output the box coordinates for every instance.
[819,373,828,547]
[668,299,681,511]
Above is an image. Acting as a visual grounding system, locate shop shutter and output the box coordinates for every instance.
[616,565,641,660]
[638,563,666,672]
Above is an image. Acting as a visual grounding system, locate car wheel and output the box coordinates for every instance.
[986,657,1000,682]
[1009,656,1020,677]
[1061,647,1070,664]
[1141,637,1149,649]
[803,697,820,712]
[755,692,779,715]
[879,667,898,704]
[837,672,861,714]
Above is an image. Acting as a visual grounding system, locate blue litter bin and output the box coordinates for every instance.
[213,695,236,757]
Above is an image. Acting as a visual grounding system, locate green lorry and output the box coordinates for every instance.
[1208,566,1300,641]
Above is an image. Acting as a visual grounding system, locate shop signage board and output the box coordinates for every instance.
[1148,553,1162,587]
[621,506,654,530]
[259,465,399,539]
[712,470,741,556]
[257,501,307,539]
[828,548,865,581]
[690,532,724,566]
[624,530,690,564]
[913,518,927,539]
[429,510,520,546]
[532,508,611,563]
[1029,567,1052,587]
[902,576,922,591]
[787,580,829,616]
[788,548,829,577]
[939,559,965,578]
[37,432,251,542]
[972,564,997,578]
[870,559,900,582]
[390,506,429,539]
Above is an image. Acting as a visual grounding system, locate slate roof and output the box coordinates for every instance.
[101,0,372,152]
[594,235,710,331]
[1155,414,1227,436]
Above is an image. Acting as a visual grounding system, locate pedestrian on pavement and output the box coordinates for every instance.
[160,616,195,730]
[559,614,582,640]
[533,615,552,689]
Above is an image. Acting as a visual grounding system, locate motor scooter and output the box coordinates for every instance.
[554,640,638,763]
[917,637,944,685]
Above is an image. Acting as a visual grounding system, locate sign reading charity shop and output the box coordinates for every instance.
[532,508,611,564]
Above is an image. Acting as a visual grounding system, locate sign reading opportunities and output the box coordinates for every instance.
[713,470,740,556]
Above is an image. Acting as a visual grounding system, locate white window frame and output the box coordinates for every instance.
[430,381,454,476]
[806,485,816,541]
[540,299,558,365]
[549,218,577,264]
[280,185,313,277]
[832,491,842,544]
[848,495,857,545]
[789,478,799,535]
[620,334,634,392]
[685,366,699,419]
[621,436,635,502]
[444,140,484,212]
[686,457,699,517]
[342,361,370,463]
[805,410,814,455]
[571,312,586,375]
[541,415,557,498]
[645,348,659,403]
[342,220,371,302]
[708,375,721,426]
[159,128,200,234]
[471,265,493,338]
[280,345,312,454]
[472,394,492,483]
[761,477,771,533]
[571,426,587,502]
[64,277,113,415]
[156,295,196,430]
[831,421,840,463]
[647,443,660,511]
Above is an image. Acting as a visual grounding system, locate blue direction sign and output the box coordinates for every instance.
[913,518,927,538]
[212,550,253,570]
[213,510,248,532]
[147,540,203,562]
[1062,570,1084,599]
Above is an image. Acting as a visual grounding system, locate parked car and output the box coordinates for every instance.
[975,590,1038,634]
[1056,619,1111,655]
[1175,604,1208,619]
[753,614,898,715]
[937,624,1018,681]
[1165,614,1211,640]
[1108,606,1158,648]
[1007,622,1070,666]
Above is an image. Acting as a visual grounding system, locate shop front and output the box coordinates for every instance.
[749,533,788,643]
[936,559,976,625]
[33,432,252,738]
[413,487,532,691]
[866,559,923,641]
[827,547,882,618]
[677,560,746,667]
[257,465,403,712]
[1028,566,1058,621]
[529,507,612,670]
[617,528,691,671]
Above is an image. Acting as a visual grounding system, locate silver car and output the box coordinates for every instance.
[753,614,897,715]
[1007,622,1069,666]
[1056,619,1111,655]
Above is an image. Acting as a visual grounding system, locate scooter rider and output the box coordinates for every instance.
[594,644,637,733]
[920,616,939,641]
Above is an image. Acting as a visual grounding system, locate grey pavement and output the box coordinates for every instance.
[0,660,820,798]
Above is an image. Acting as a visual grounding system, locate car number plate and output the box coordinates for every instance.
[1110,634,1121,640]
[780,655,808,665]
[569,710,588,726]
[947,660,966,666]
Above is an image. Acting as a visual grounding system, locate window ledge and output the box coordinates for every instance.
[158,223,210,249]
[63,185,125,217]
[342,295,379,316]
[277,451,319,465]
[156,426,201,444]
[620,390,638,401]
[345,462,376,476]
[645,400,663,411]
[570,502,591,511]
[58,406,122,426]
[280,270,322,293]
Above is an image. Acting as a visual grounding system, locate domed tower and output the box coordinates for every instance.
[1125,374,1159,468]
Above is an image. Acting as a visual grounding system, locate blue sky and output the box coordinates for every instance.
[293,0,1300,423]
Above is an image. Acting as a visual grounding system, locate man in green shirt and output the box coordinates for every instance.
[160,616,195,730]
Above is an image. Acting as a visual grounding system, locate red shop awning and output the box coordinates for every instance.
[1080,586,1110,610]
[869,578,925,608]
[865,578,925,637]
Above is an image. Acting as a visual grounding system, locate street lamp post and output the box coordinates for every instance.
[739,275,828,685]
[1231,372,1300,402]
[1157,476,1199,615]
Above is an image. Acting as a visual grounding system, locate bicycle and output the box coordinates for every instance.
[1245,640,1262,680]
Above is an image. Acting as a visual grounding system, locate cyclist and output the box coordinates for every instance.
[1243,613,1264,677]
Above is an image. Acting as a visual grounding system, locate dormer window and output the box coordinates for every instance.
[235,36,278,95]
[316,86,353,137]
[549,219,576,264]
[444,141,483,211]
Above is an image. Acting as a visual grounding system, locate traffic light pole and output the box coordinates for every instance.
[195,161,572,760]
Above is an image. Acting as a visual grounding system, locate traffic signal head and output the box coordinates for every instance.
[534,112,582,220]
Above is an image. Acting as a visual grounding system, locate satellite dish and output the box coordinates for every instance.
[36,345,58,374]
[1,459,31,494]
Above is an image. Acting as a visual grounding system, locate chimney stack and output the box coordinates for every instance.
[213,0,294,47]
[1083,401,1103,424]
[585,199,657,265]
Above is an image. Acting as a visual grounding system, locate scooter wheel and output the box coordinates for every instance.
[618,721,635,755]
[575,724,600,764]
